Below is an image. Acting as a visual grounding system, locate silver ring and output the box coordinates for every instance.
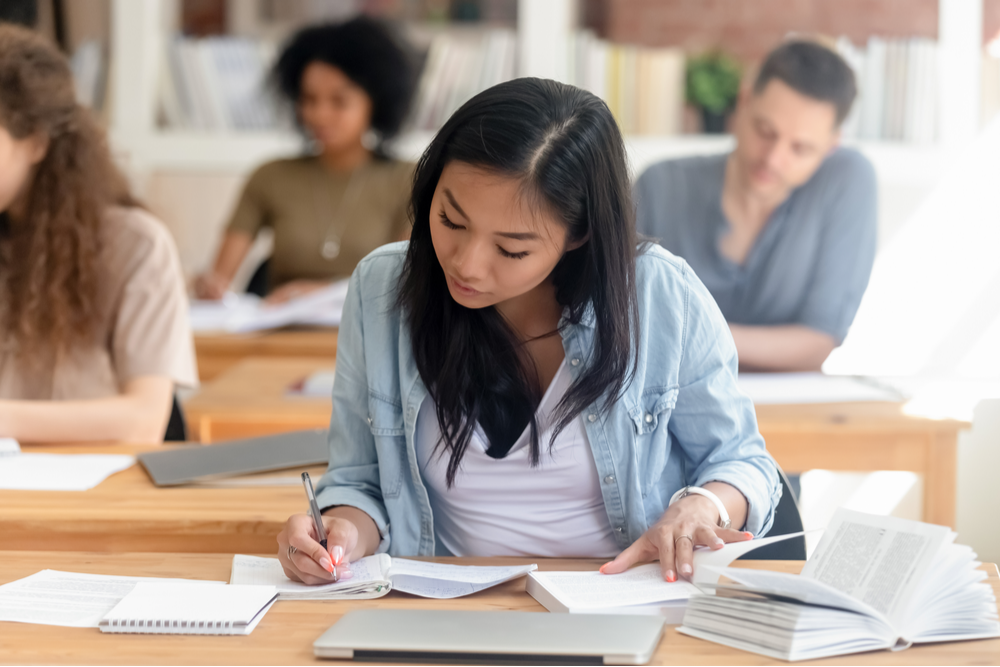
[674,534,694,545]
[287,545,298,559]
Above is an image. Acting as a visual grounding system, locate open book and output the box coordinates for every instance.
[678,509,1000,661]
[231,554,536,600]
[526,532,805,624]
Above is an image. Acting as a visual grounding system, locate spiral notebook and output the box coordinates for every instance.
[98,582,278,635]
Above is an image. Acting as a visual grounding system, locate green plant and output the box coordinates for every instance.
[685,52,743,114]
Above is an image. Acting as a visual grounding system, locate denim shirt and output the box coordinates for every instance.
[314,241,781,556]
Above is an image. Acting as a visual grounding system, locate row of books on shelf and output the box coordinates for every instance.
[568,30,685,136]
[159,36,286,132]
[837,36,939,144]
[70,30,1000,140]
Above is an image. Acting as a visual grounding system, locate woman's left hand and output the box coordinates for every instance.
[598,493,752,582]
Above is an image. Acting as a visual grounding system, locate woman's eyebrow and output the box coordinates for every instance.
[443,188,540,241]
[444,188,470,221]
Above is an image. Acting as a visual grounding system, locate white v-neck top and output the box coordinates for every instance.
[415,360,620,558]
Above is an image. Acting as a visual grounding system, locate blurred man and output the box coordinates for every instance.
[636,40,876,371]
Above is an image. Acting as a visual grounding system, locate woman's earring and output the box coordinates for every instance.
[361,128,381,151]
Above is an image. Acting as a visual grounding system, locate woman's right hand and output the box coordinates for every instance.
[276,513,359,585]
[193,271,229,300]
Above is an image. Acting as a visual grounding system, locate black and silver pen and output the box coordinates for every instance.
[301,472,336,580]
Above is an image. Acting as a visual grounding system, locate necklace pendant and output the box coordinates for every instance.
[321,239,340,260]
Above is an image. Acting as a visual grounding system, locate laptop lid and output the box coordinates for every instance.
[313,609,665,665]
[138,429,328,487]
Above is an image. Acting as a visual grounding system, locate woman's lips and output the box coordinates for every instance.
[449,275,482,297]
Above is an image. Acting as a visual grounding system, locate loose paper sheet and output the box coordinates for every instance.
[190,280,349,333]
[0,453,135,491]
[0,570,223,627]
[738,372,902,404]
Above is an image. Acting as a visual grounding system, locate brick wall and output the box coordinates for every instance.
[587,0,1000,61]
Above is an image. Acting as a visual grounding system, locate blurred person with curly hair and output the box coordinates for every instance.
[0,23,197,443]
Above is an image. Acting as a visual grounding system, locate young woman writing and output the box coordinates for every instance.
[0,25,196,443]
[277,78,780,581]
[195,17,417,303]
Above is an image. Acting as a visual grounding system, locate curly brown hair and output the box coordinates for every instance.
[0,24,136,361]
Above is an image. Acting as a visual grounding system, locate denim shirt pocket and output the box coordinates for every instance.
[628,387,679,435]
[367,391,405,498]
[628,386,680,507]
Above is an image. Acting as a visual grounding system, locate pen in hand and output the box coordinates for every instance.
[302,472,338,582]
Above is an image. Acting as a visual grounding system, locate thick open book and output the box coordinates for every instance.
[231,554,536,600]
[98,582,278,635]
[679,509,1000,661]
[526,532,804,623]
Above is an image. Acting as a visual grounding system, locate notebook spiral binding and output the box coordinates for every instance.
[106,617,237,634]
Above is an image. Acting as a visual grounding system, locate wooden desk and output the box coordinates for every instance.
[0,443,322,553]
[1,552,997,666]
[184,357,334,443]
[184,356,967,528]
[756,402,967,528]
[194,328,337,382]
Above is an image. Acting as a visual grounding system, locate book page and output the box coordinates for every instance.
[387,559,536,599]
[0,570,223,627]
[800,508,950,628]
[532,564,699,609]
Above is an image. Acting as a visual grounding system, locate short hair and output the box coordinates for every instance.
[753,40,857,126]
[273,16,416,144]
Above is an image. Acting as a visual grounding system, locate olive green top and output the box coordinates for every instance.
[227,156,414,289]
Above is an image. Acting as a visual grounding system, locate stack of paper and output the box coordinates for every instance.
[0,452,134,491]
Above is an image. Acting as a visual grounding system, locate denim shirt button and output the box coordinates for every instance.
[615,526,624,533]
[644,413,653,423]
[587,414,597,422]
[571,358,580,366]
[367,416,372,425]
[603,475,615,484]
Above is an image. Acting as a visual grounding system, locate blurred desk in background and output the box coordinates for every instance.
[193,328,337,382]
[1,443,315,553]
[184,357,333,443]
[756,402,967,528]
[1,552,997,665]
[186,357,967,528]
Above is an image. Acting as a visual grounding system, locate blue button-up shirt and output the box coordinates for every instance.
[315,241,781,556]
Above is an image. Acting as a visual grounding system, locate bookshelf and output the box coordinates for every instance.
[108,0,984,173]
[103,0,979,278]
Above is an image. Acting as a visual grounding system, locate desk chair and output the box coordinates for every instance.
[737,466,806,560]
[164,395,187,441]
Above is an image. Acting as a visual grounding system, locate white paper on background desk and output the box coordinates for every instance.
[190,279,349,333]
[0,438,20,456]
[0,570,224,627]
[0,453,134,491]
[737,372,903,405]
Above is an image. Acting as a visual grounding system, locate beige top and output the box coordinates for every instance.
[0,207,199,400]
[227,156,414,288]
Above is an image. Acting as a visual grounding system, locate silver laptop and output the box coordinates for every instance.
[138,429,328,486]
[313,609,665,665]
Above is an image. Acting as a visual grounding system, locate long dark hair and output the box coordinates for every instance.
[397,78,639,486]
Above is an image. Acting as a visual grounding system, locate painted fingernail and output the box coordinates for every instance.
[331,545,344,565]
[665,570,676,582]
[338,569,353,581]
[744,531,754,538]
[680,564,692,576]
[320,556,334,572]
